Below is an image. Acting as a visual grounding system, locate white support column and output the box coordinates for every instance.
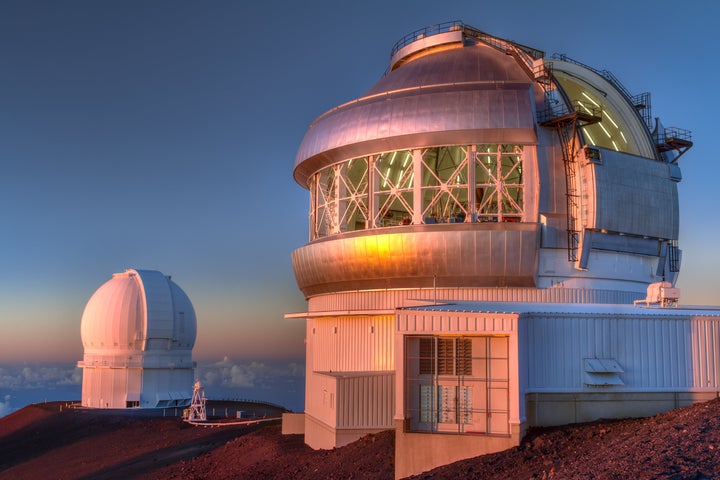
[494,146,502,222]
[369,155,378,228]
[508,325,523,439]
[467,145,476,222]
[331,164,341,234]
[309,173,317,241]
[412,149,423,224]
[337,164,347,233]
[394,318,406,423]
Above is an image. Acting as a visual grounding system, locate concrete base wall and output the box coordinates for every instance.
[526,391,720,426]
[304,412,389,450]
[394,419,523,479]
[281,413,305,435]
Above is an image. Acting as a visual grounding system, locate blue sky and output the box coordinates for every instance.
[1,0,719,410]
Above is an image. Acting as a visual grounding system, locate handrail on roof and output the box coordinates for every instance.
[390,21,545,62]
[388,21,547,85]
[390,20,464,58]
[460,24,545,61]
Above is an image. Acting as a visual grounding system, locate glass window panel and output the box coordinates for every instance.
[421,146,469,222]
[337,157,368,233]
[473,144,524,222]
[373,150,414,226]
[309,143,526,236]
[419,337,435,375]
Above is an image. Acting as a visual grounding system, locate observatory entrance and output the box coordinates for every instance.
[394,308,520,479]
[404,335,509,435]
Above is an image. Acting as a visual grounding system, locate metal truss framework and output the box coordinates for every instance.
[309,144,526,240]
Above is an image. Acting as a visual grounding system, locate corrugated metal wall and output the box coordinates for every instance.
[691,319,720,388]
[396,312,516,334]
[305,371,395,430]
[311,316,394,372]
[336,373,395,429]
[308,287,639,312]
[525,314,720,390]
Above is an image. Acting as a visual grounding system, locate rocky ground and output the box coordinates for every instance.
[2,398,720,479]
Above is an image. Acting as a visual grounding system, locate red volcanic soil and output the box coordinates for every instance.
[2,398,720,479]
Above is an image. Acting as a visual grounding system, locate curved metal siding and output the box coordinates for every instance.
[293,226,541,297]
[307,287,642,312]
[526,314,720,391]
[293,43,538,183]
[370,43,532,95]
[294,85,536,182]
[81,275,143,349]
[311,316,394,372]
[297,85,536,163]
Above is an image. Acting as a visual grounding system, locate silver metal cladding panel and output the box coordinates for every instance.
[586,148,679,239]
[294,85,537,185]
[291,224,541,297]
[293,43,537,186]
[371,44,531,96]
[389,30,464,70]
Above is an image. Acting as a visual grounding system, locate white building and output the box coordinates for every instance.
[78,269,196,409]
[284,22,720,478]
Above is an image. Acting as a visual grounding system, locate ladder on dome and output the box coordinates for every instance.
[539,102,602,262]
[460,26,602,263]
[668,239,680,273]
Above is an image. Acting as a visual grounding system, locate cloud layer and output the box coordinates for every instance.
[196,357,304,411]
[0,363,82,418]
[0,359,305,417]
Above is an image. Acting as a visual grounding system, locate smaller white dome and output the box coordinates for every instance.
[79,268,197,409]
[81,269,197,354]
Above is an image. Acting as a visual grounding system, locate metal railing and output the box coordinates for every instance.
[538,100,601,125]
[390,20,463,57]
[658,126,692,144]
[462,24,544,61]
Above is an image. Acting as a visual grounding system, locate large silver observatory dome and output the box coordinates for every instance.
[292,21,691,300]
[287,23,709,472]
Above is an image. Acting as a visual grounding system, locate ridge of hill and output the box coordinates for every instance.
[2,398,720,479]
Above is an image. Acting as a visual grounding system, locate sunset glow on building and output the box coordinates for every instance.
[285,22,720,478]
